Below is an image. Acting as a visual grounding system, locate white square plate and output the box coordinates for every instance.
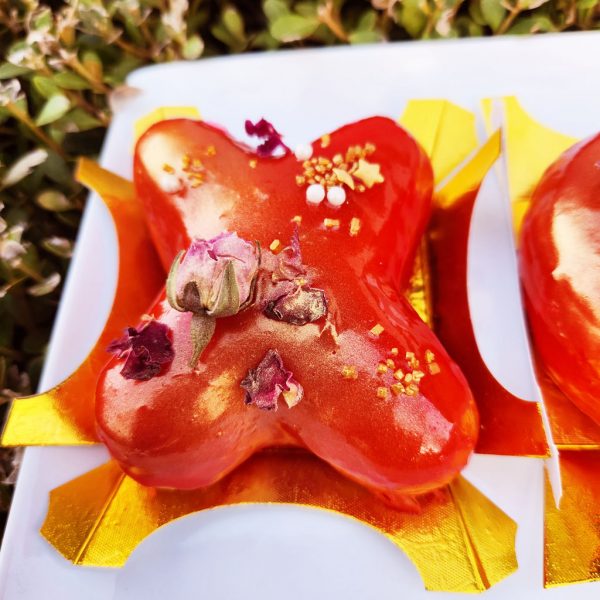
[2,32,600,599]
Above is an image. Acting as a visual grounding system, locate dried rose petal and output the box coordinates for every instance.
[264,286,327,326]
[107,320,174,381]
[241,349,303,411]
[245,118,290,157]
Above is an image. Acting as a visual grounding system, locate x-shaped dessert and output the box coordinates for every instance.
[96,117,479,508]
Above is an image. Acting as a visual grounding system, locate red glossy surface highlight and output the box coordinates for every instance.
[520,134,600,425]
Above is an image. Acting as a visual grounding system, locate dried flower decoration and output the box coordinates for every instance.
[245,118,290,157]
[241,349,303,410]
[107,320,175,381]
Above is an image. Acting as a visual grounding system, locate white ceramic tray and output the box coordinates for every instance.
[2,32,600,599]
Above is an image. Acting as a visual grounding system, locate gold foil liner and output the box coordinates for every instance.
[42,450,517,592]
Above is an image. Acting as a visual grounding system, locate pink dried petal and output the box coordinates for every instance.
[244,118,290,157]
[264,286,327,326]
[241,349,303,411]
[107,320,174,381]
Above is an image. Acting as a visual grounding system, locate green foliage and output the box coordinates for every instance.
[0,0,598,530]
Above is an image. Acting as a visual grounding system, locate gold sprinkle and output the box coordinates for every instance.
[192,158,203,169]
[249,159,257,169]
[341,365,358,380]
[357,184,366,193]
[391,383,405,396]
[291,215,302,224]
[318,157,331,166]
[190,179,203,188]
[404,373,413,383]
[206,145,216,156]
[405,383,419,396]
[320,134,331,148]
[307,178,316,185]
[295,277,307,286]
[295,175,305,186]
[386,359,396,369]
[353,159,384,188]
[365,142,376,155]
[428,362,441,375]
[332,168,355,189]
[425,349,436,363]
[162,163,175,174]
[377,363,388,374]
[303,160,311,169]
[315,175,323,183]
[182,154,191,168]
[376,387,388,399]
[349,217,362,237]
[406,351,420,369]
[413,370,425,382]
[315,165,326,174]
[370,323,384,337]
[269,239,281,252]
[333,154,343,165]
[393,369,405,381]
[323,218,340,229]
[390,347,399,357]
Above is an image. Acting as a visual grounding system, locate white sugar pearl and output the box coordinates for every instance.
[295,143,313,161]
[158,173,182,194]
[326,185,346,207]
[306,183,325,205]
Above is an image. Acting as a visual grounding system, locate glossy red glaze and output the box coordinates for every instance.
[520,134,600,425]
[96,117,479,504]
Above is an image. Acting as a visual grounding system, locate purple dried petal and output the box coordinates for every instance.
[107,320,174,381]
[241,349,303,411]
[244,118,290,157]
[264,286,327,326]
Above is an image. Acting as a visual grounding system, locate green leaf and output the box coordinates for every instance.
[223,5,246,42]
[577,0,598,7]
[270,14,320,42]
[357,11,378,32]
[59,107,103,131]
[507,15,555,34]
[0,63,31,79]
[32,75,60,100]
[35,94,71,126]
[399,0,427,38]
[182,35,205,60]
[468,0,487,26]
[263,0,290,22]
[481,0,506,31]
[36,190,74,212]
[52,71,91,90]
[349,30,383,44]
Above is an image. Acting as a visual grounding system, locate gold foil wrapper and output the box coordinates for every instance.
[42,451,517,592]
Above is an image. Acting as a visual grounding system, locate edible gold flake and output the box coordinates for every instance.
[428,362,441,375]
[404,373,413,383]
[206,145,216,156]
[391,383,405,396]
[357,184,366,193]
[192,158,203,169]
[405,384,418,396]
[341,365,358,380]
[323,218,340,229]
[386,359,396,369]
[390,347,399,357]
[349,217,362,237]
[353,159,384,188]
[333,154,343,165]
[291,215,302,224]
[162,163,175,174]
[320,134,331,148]
[333,168,355,189]
[377,363,388,374]
[376,387,388,399]
[394,369,405,381]
[249,159,257,169]
[365,142,376,154]
[370,323,384,337]
[425,349,435,363]
[295,176,305,186]
[269,239,281,252]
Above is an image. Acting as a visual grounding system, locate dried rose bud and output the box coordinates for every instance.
[167,232,259,318]
[107,320,174,381]
[264,287,327,326]
[166,232,259,366]
[241,349,303,411]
